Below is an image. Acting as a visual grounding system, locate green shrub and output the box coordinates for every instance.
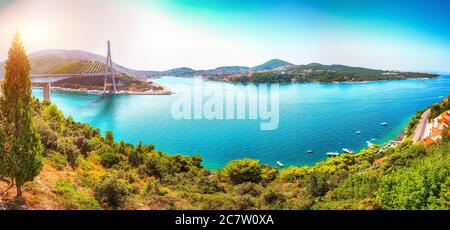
[142,151,171,178]
[43,103,64,124]
[74,135,91,155]
[94,173,130,209]
[279,166,309,183]
[53,180,100,210]
[223,158,262,184]
[377,143,450,210]
[145,178,165,196]
[35,119,58,150]
[197,174,223,194]
[46,151,68,171]
[57,136,80,167]
[329,173,379,200]
[260,188,285,209]
[233,182,262,197]
[99,145,122,168]
[105,130,114,144]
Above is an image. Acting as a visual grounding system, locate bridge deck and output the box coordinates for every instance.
[30,73,112,83]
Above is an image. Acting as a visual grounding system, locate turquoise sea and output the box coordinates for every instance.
[32,75,450,169]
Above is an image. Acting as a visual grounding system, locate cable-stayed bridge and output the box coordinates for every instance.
[30,41,118,102]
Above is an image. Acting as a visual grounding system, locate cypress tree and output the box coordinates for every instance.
[0,32,43,201]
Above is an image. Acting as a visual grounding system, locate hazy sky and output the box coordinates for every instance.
[0,0,449,71]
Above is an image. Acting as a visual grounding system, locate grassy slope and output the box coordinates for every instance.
[0,97,449,210]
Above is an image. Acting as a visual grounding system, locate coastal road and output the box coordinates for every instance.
[412,108,431,143]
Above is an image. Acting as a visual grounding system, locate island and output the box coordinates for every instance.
[208,62,440,84]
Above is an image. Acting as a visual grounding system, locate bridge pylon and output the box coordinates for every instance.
[103,40,117,94]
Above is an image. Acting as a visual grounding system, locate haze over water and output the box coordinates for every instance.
[33,75,450,169]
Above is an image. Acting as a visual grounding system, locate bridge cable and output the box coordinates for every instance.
[85,61,97,74]
[91,61,101,74]
[78,60,94,74]
[96,61,105,74]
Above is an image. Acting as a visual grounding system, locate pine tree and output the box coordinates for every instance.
[0,32,43,201]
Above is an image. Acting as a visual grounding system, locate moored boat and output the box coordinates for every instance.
[327,152,340,157]
[342,148,354,154]
[276,161,284,167]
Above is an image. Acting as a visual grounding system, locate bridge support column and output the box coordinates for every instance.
[43,82,51,102]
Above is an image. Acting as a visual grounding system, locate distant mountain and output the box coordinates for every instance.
[159,67,197,77]
[29,49,103,61]
[251,59,293,71]
[0,49,294,79]
[213,66,250,72]
[196,66,250,77]
[0,49,154,79]
[30,49,153,78]
[151,60,291,77]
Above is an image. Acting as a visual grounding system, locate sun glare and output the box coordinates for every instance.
[20,24,50,43]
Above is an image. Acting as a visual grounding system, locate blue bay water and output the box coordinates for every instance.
[32,75,450,169]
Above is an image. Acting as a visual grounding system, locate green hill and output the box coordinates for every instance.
[251,59,292,71]
[30,54,78,75]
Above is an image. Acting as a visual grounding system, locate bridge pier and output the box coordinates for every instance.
[43,82,51,102]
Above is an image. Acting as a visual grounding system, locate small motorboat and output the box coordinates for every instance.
[327,152,340,157]
[307,150,314,153]
[342,148,354,154]
[355,130,361,134]
[366,141,374,148]
[276,161,284,167]
[381,122,388,126]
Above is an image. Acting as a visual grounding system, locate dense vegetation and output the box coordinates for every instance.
[224,63,439,83]
[0,95,448,209]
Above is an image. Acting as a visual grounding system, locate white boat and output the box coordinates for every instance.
[381,122,388,126]
[276,161,284,167]
[307,150,314,153]
[366,141,374,147]
[327,152,340,157]
[355,130,361,134]
[342,148,354,154]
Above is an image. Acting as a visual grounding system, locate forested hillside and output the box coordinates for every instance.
[222,63,439,83]
[1,96,449,210]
